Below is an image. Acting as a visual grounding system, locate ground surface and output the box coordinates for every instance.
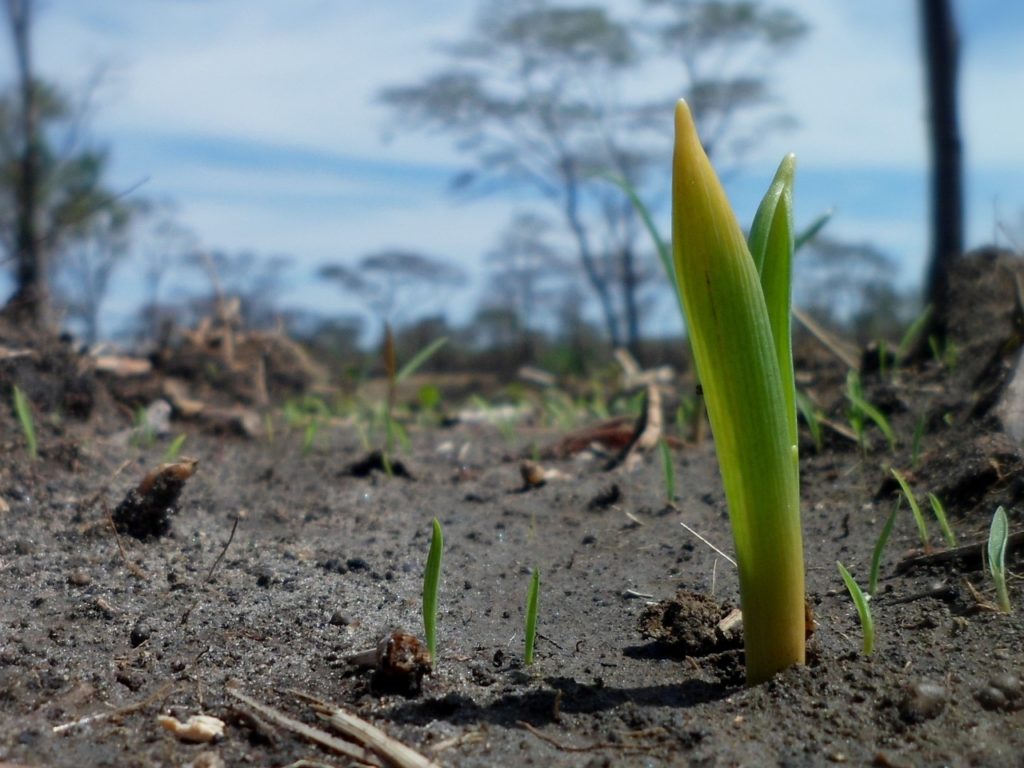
[2,252,1024,767]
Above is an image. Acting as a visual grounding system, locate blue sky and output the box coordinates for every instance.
[3,0,1023,338]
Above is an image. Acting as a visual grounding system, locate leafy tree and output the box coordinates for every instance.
[0,0,128,329]
[380,0,806,352]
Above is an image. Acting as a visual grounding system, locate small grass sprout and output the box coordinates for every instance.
[524,567,540,665]
[12,385,37,460]
[659,437,676,504]
[422,518,444,661]
[163,433,188,462]
[837,561,874,655]
[846,370,895,451]
[911,412,926,468]
[869,499,900,597]
[672,100,803,684]
[891,468,931,550]
[927,493,957,547]
[987,506,1011,613]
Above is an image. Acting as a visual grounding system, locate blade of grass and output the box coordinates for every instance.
[396,337,448,383]
[869,499,900,596]
[422,518,444,661]
[891,468,930,550]
[846,370,896,451]
[12,385,37,460]
[794,209,833,251]
[524,568,540,665]
[837,561,875,655]
[926,493,957,548]
[659,437,675,503]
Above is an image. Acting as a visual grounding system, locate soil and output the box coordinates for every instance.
[2,249,1024,767]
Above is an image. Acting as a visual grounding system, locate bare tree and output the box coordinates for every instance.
[320,250,466,329]
[1,0,128,330]
[918,0,962,336]
[380,0,806,352]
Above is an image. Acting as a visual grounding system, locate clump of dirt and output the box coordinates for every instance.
[637,590,742,657]
[111,458,199,539]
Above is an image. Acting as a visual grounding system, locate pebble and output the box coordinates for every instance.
[976,686,1007,711]
[67,569,91,587]
[130,619,153,647]
[328,611,350,627]
[899,680,947,723]
[990,673,1022,701]
[976,673,1022,711]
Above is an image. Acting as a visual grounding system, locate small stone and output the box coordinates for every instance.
[68,569,92,587]
[976,686,1007,711]
[899,680,947,723]
[989,673,1022,701]
[328,611,350,627]
[346,557,369,572]
[130,619,153,647]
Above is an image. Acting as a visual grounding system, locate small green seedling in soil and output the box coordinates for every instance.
[524,567,540,665]
[846,370,895,451]
[869,499,900,597]
[163,434,188,462]
[897,304,933,362]
[12,385,37,460]
[837,561,874,655]
[422,518,444,661]
[988,506,1011,613]
[927,493,957,548]
[891,468,931,551]
[659,437,676,504]
[672,100,803,684]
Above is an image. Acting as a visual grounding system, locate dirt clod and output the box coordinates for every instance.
[111,458,198,540]
[898,680,948,723]
[637,590,741,657]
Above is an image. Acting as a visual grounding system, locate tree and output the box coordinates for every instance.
[380,0,806,351]
[480,211,574,357]
[319,249,466,329]
[918,0,962,337]
[1,0,126,329]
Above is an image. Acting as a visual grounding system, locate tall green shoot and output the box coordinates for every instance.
[422,518,444,661]
[869,499,899,597]
[927,493,957,548]
[672,100,803,684]
[524,567,540,665]
[12,385,37,460]
[988,506,1011,613]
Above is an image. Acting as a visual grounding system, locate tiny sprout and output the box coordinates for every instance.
[12,385,37,460]
[524,568,540,665]
[988,506,1011,613]
[837,561,874,655]
[422,518,444,661]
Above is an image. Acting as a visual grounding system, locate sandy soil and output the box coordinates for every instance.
[1,250,1023,767]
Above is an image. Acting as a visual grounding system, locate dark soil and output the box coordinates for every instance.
[2,250,1024,767]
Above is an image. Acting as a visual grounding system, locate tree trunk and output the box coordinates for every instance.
[919,0,962,336]
[4,0,49,328]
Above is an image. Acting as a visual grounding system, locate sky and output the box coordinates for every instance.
[2,0,1023,340]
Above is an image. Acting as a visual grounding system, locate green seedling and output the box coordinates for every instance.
[891,468,931,550]
[524,567,540,665]
[12,385,37,460]
[837,561,874,655]
[869,499,900,597]
[163,434,188,462]
[927,493,957,548]
[672,100,803,684]
[422,518,444,661]
[987,506,1011,613]
[795,390,823,453]
[897,303,933,362]
[659,437,676,504]
[846,370,895,451]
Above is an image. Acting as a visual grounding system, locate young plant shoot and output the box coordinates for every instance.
[422,518,444,661]
[837,562,874,655]
[672,100,804,684]
[12,385,37,460]
[524,568,540,665]
[988,506,1011,613]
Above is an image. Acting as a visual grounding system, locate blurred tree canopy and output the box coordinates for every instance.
[381,0,806,353]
